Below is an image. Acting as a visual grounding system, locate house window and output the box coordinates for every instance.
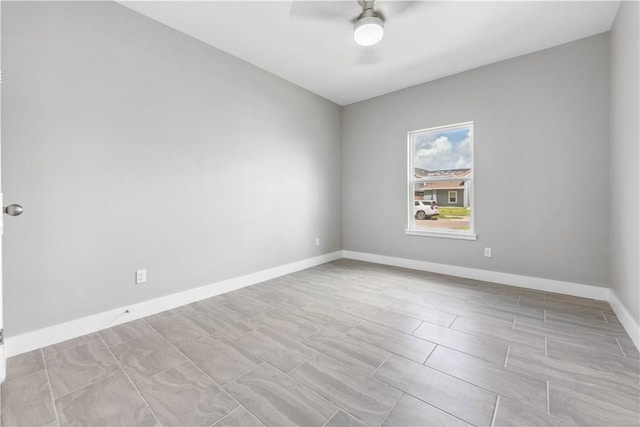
[448,191,458,204]
[406,122,476,240]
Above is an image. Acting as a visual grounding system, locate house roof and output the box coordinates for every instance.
[414,169,470,192]
[416,181,465,191]
[415,168,471,179]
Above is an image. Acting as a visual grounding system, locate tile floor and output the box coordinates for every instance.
[1,259,639,426]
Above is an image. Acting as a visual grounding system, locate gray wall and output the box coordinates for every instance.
[1,1,342,335]
[343,34,610,287]
[610,1,639,324]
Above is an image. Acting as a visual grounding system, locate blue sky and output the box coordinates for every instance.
[414,127,472,171]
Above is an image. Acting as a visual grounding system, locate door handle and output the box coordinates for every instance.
[4,204,24,216]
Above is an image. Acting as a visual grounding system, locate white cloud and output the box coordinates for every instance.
[415,135,471,171]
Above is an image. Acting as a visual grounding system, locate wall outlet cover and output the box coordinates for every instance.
[136,269,147,284]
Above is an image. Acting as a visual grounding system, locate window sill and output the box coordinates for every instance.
[405,228,477,241]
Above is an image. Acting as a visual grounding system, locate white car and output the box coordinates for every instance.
[414,200,439,220]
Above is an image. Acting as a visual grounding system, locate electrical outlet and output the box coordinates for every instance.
[315,237,320,246]
[484,248,492,258]
[136,269,147,284]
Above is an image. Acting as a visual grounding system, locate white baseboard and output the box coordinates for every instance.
[342,250,611,301]
[9,249,638,357]
[5,251,343,357]
[608,291,640,351]
[343,250,640,351]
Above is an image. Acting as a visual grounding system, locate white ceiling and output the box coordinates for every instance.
[120,1,620,105]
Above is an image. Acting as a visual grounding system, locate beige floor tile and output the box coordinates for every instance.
[55,373,156,426]
[225,363,336,427]
[1,370,57,427]
[348,321,436,363]
[290,354,402,427]
[180,334,261,385]
[235,327,316,372]
[137,361,238,426]
[374,354,497,426]
[5,350,45,382]
[46,340,121,398]
[382,394,470,427]
[425,346,547,411]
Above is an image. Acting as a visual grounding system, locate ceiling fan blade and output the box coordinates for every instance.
[376,0,421,18]
[289,1,358,23]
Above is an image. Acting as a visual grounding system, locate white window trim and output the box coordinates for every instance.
[405,228,477,240]
[448,191,458,204]
[406,121,476,241]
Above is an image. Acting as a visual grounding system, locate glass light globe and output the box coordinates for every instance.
[354,16,384,46]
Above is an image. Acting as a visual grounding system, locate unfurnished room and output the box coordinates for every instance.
[0,1,638,426]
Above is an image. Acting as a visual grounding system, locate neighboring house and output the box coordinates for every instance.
[414,168,470,207]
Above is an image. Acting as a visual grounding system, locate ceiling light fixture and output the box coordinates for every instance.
[354,16,384,46]
[353,0,384,46]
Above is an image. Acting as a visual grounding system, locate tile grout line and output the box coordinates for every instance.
[219,383,265,426]
[490,395,500,427]
[410,320,424,336]
[42,336,102,359]
[544,338,548,357]
[45,367,123,403]
[615,337,628,359]
[207,405,242,427]
[448,314,458,329]
[370,352,393,378]
[546,381,550,415]
[306,328,407,378]
[301,326,323,340]
[266,355,372,427]
[503,346,511,367]
[381,298,394,310]
[40,336,144,403]
[375,370,476,426]
[377,392,403,427]
[97,334,163,426]
[142,319,260,425]
[422,344,438,365]
[285,349,321,375]
[231,322,312,354]
[330,408,370,427]
[343,321,362,335]
[220,361,266,389]
[40,349,61,426]
[97,320,157,348]
[320,409,340,427]
[134,359,194,388]
[395,351,511,409]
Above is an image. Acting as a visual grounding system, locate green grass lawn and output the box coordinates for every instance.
[439,207,471,219]
[452,224,471,230]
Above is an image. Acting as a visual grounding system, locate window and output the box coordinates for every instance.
[448,191,458,204]
[406,122,476,240]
